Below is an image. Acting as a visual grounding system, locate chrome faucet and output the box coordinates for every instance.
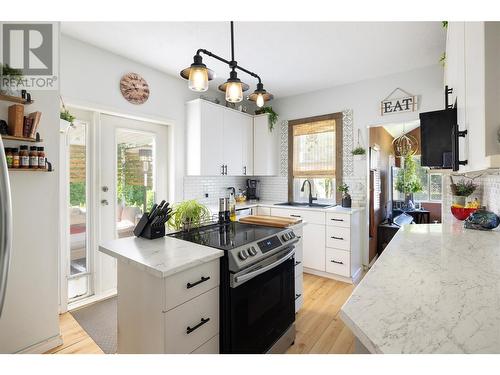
[300,180,317,205]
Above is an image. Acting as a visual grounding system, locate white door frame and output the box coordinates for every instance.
[58,103,173,313]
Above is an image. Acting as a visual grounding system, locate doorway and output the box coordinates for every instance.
[59,109,169,311]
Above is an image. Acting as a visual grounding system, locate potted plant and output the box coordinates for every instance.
[449,176,478,207]
[168,200,211,232]
[254,106,278,131]
[395,154,423,207]
[0,63,24,96]
[337,183,352,208]
[351,146,366,156]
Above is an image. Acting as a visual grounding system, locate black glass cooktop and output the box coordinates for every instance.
[167,222,283,251]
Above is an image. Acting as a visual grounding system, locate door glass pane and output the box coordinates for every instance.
[116,130,155,238]
[68,121,89,299]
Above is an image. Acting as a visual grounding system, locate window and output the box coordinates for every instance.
[392,155,443,202]
[288,113,343,202]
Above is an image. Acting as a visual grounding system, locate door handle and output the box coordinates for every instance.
[186,276,210,289]
[101,199,109,206]
[186,317,210,334]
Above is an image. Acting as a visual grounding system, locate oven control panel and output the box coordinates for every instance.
[257,235,282,254]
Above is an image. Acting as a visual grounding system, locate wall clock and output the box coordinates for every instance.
[120,72,150,104]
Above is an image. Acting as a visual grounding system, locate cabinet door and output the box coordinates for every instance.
[253,114,278,176]
[302,223,326,271]
[200,101,224,175]
[241,115,254,176]
[223,110,244,176]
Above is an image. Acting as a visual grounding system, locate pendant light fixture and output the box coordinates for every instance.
[180,22,273,105]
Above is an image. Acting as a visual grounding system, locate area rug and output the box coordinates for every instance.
[71,297,117,354]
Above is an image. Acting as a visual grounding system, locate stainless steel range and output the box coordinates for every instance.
[168,221,299,354]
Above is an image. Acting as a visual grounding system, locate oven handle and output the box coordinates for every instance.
[233,247,295,286]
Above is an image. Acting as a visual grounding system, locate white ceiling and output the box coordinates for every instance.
[61,22,446,98]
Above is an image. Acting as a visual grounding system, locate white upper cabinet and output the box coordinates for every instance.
[446,22,500,172]
[253,114,279,176]
[186,99,254,176]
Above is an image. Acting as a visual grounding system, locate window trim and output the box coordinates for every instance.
[288,112,343,202]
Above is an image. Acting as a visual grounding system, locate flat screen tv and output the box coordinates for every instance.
[419,108,456,169]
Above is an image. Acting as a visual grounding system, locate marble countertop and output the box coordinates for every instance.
[340,222,500,353]
[99,236,223,278]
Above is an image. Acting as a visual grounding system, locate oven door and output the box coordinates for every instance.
[226,247,295,353]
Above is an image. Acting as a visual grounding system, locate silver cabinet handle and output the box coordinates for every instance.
[0,136,13,317]
[331,259,344,265]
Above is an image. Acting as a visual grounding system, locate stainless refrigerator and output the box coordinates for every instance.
[0,135,12,318]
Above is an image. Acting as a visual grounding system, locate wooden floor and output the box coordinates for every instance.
[46,273,354,354]
[45,312,103,354]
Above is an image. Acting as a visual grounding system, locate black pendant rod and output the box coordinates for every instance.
[195,21,262,84]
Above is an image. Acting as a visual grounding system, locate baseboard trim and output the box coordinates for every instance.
[17,334,63,354]
[68,289,117,312]
[303,267,358,284]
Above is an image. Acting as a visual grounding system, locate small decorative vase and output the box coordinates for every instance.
[341,193,352,208]
[452,195,467,207]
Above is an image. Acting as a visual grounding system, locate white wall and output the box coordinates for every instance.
[0,23,60,353]
[269,64,444,265]
[60,34,223,202]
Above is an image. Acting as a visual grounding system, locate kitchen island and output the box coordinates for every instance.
[341,222,500,354]
[99,236,224,354]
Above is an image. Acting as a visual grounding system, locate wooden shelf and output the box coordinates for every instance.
[8,168,52,173]
[1,134,43,142]
[0,94,33,105]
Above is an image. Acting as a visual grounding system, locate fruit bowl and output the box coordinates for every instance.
[451,206,477,221]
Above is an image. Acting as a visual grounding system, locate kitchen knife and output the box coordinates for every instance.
[148,203,158,219]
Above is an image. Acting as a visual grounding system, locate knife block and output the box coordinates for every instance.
[133,212,167,239]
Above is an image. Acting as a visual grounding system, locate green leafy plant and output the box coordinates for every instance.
[60,109,76,123]
[442,21,448,29]
[395,155,423,195]
[255,106,278,131]
[168,200,211,231]
[439,52,446,67]
[337,183,349,195]
[351,146,366,156]
[450,179,477,197]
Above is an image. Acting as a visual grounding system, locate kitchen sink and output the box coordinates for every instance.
[274,202,336,209]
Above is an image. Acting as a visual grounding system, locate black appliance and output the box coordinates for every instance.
[419,107,455,169]
[168,221,298,353]
[246,179,260,200]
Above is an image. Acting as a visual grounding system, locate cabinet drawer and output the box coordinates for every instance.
[164,259,220,311]
[326,212,351,227]
[164,287,219,354]
[325,248,350,277]
[294,258,304,276]
[191,335,219,354]
[256,206,271,216]
[270,208,325,225]
[326,226,350,250]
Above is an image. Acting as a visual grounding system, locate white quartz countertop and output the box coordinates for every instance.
[99,236,223,278]
[340,222,500,354]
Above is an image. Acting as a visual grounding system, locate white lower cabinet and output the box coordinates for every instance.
[269,206,364,283]
[116,259,221,354]
[164,287,219,354]
[302,224,326,271]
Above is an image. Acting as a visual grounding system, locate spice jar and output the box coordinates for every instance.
[12,148,20,168]
[5,148,13,168]
[29,146,38,169]
[37,146,46,170]
[19,145,29,168]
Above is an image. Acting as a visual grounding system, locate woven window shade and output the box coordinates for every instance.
[292,119,336,178]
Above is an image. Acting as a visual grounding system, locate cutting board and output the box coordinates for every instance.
[239,215,302,228]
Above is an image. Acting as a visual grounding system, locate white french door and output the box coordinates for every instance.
[96,114,168,296]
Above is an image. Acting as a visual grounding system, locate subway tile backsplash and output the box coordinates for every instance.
[183,176,248,206]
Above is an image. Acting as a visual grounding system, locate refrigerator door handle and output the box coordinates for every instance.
[0,136,13,317]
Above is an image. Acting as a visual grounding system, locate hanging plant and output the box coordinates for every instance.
[60,95,76,123]
[352,146,366,156]
[255,106,278,131]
